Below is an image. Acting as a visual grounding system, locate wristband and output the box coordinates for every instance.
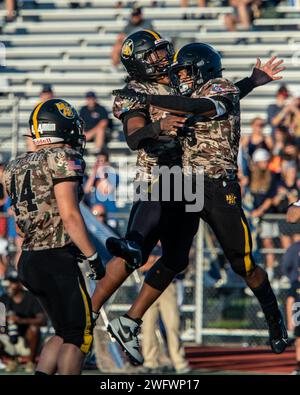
[87,252,98,261]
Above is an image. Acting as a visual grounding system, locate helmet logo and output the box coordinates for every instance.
[121,39,134,59]
[55,102,75,119]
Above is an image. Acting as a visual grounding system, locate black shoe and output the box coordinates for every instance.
[267,311,288,354]
[106,237,142,269]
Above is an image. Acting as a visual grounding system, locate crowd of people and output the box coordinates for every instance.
[237,84,300,280]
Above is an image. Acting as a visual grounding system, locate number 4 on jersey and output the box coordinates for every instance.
[10,170,38,215]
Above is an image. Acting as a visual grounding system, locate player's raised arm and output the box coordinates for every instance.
[112,55,285,116]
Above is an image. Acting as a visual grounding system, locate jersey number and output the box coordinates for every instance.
[10,170,38,215]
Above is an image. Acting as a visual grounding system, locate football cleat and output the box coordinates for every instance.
[107,315,144,366]
[106,237,142,269]
[266,311,288,354]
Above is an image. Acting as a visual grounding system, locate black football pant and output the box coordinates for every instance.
[126,178,256,278]
[18,245,93,354]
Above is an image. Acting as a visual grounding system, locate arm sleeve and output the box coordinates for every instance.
[123,111,162,151]
[148,78,239,116]
[147,95,219,115]
[47,149,85,185]
[235,77,255,100]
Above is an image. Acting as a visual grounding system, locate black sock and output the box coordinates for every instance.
[35,371,49,375]
[250,275,279,319]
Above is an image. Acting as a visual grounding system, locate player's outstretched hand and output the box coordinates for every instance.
[86,252,106,281]
[112,89,148,105]
[251,56,285,87]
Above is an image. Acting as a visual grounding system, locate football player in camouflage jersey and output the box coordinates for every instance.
[114,43,288,357]
[91,30,286,364]
[4,99,105,375]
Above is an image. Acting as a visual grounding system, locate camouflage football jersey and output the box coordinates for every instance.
[181,78,240,178]
[4,147,85,251]
[113,79,182,181]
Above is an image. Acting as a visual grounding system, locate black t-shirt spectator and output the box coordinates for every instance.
[267,103,285,137]
[250,172,278,213]
[0,291,43,319]
[288,279,300,303]
[281,242,300,283]
[80,104,109,133]
[275,180,299,213]
[124,19,153,36]
[0,183,4,213]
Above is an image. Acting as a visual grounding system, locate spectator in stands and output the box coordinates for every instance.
[282,241,300,284]
[250,148,278,280]
[268,126,290,174]
[180,0,206,6]
[246,117,273,159]
[274,160,300,250]
[0,274,45,373]
[84,150,119,214]
[283,96,300,140]
[39,84,54,103]
[91,203,119,233]
[286,270,300,375]
[4,0,16,23]
[267,84,290,138]
[111,5,153,70]
[80,91,109,153]
[0,157,7,278]
[139,244,190,374]
[224,0,262,32]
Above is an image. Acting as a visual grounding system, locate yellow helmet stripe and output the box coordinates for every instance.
[32,102,44,139]
[173,49,180,63]
[143,29,160,41]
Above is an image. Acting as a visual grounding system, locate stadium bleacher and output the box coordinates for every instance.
[1,0,300,199]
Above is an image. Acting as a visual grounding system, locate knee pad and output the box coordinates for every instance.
[62,328,93,355]
[229,251,257,277]
[144,258,177,291]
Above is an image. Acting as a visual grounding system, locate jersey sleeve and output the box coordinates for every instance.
[112,81,149,121]
[47,148,85,185]
[200,78,240,110]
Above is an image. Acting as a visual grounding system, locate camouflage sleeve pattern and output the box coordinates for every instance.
[112,80,150,121]
[47,148,85,184]
[199,78,240,108]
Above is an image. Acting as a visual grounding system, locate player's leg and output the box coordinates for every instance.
[18,247,93,374]
[106,200,162,268]
[92,203,161,314]
[91,256,131,313]
[105,222,161,365]
[205,179,288,353]
[56,259,94,375]
[35,336,63,375]
[126,203,200,320]
[107,204,200,365]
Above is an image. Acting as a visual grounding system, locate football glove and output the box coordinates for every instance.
[86,252,105,280]
[250,68,273,87]
[112,89,148,105]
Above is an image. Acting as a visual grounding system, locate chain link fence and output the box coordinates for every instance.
[198,213,298,346]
